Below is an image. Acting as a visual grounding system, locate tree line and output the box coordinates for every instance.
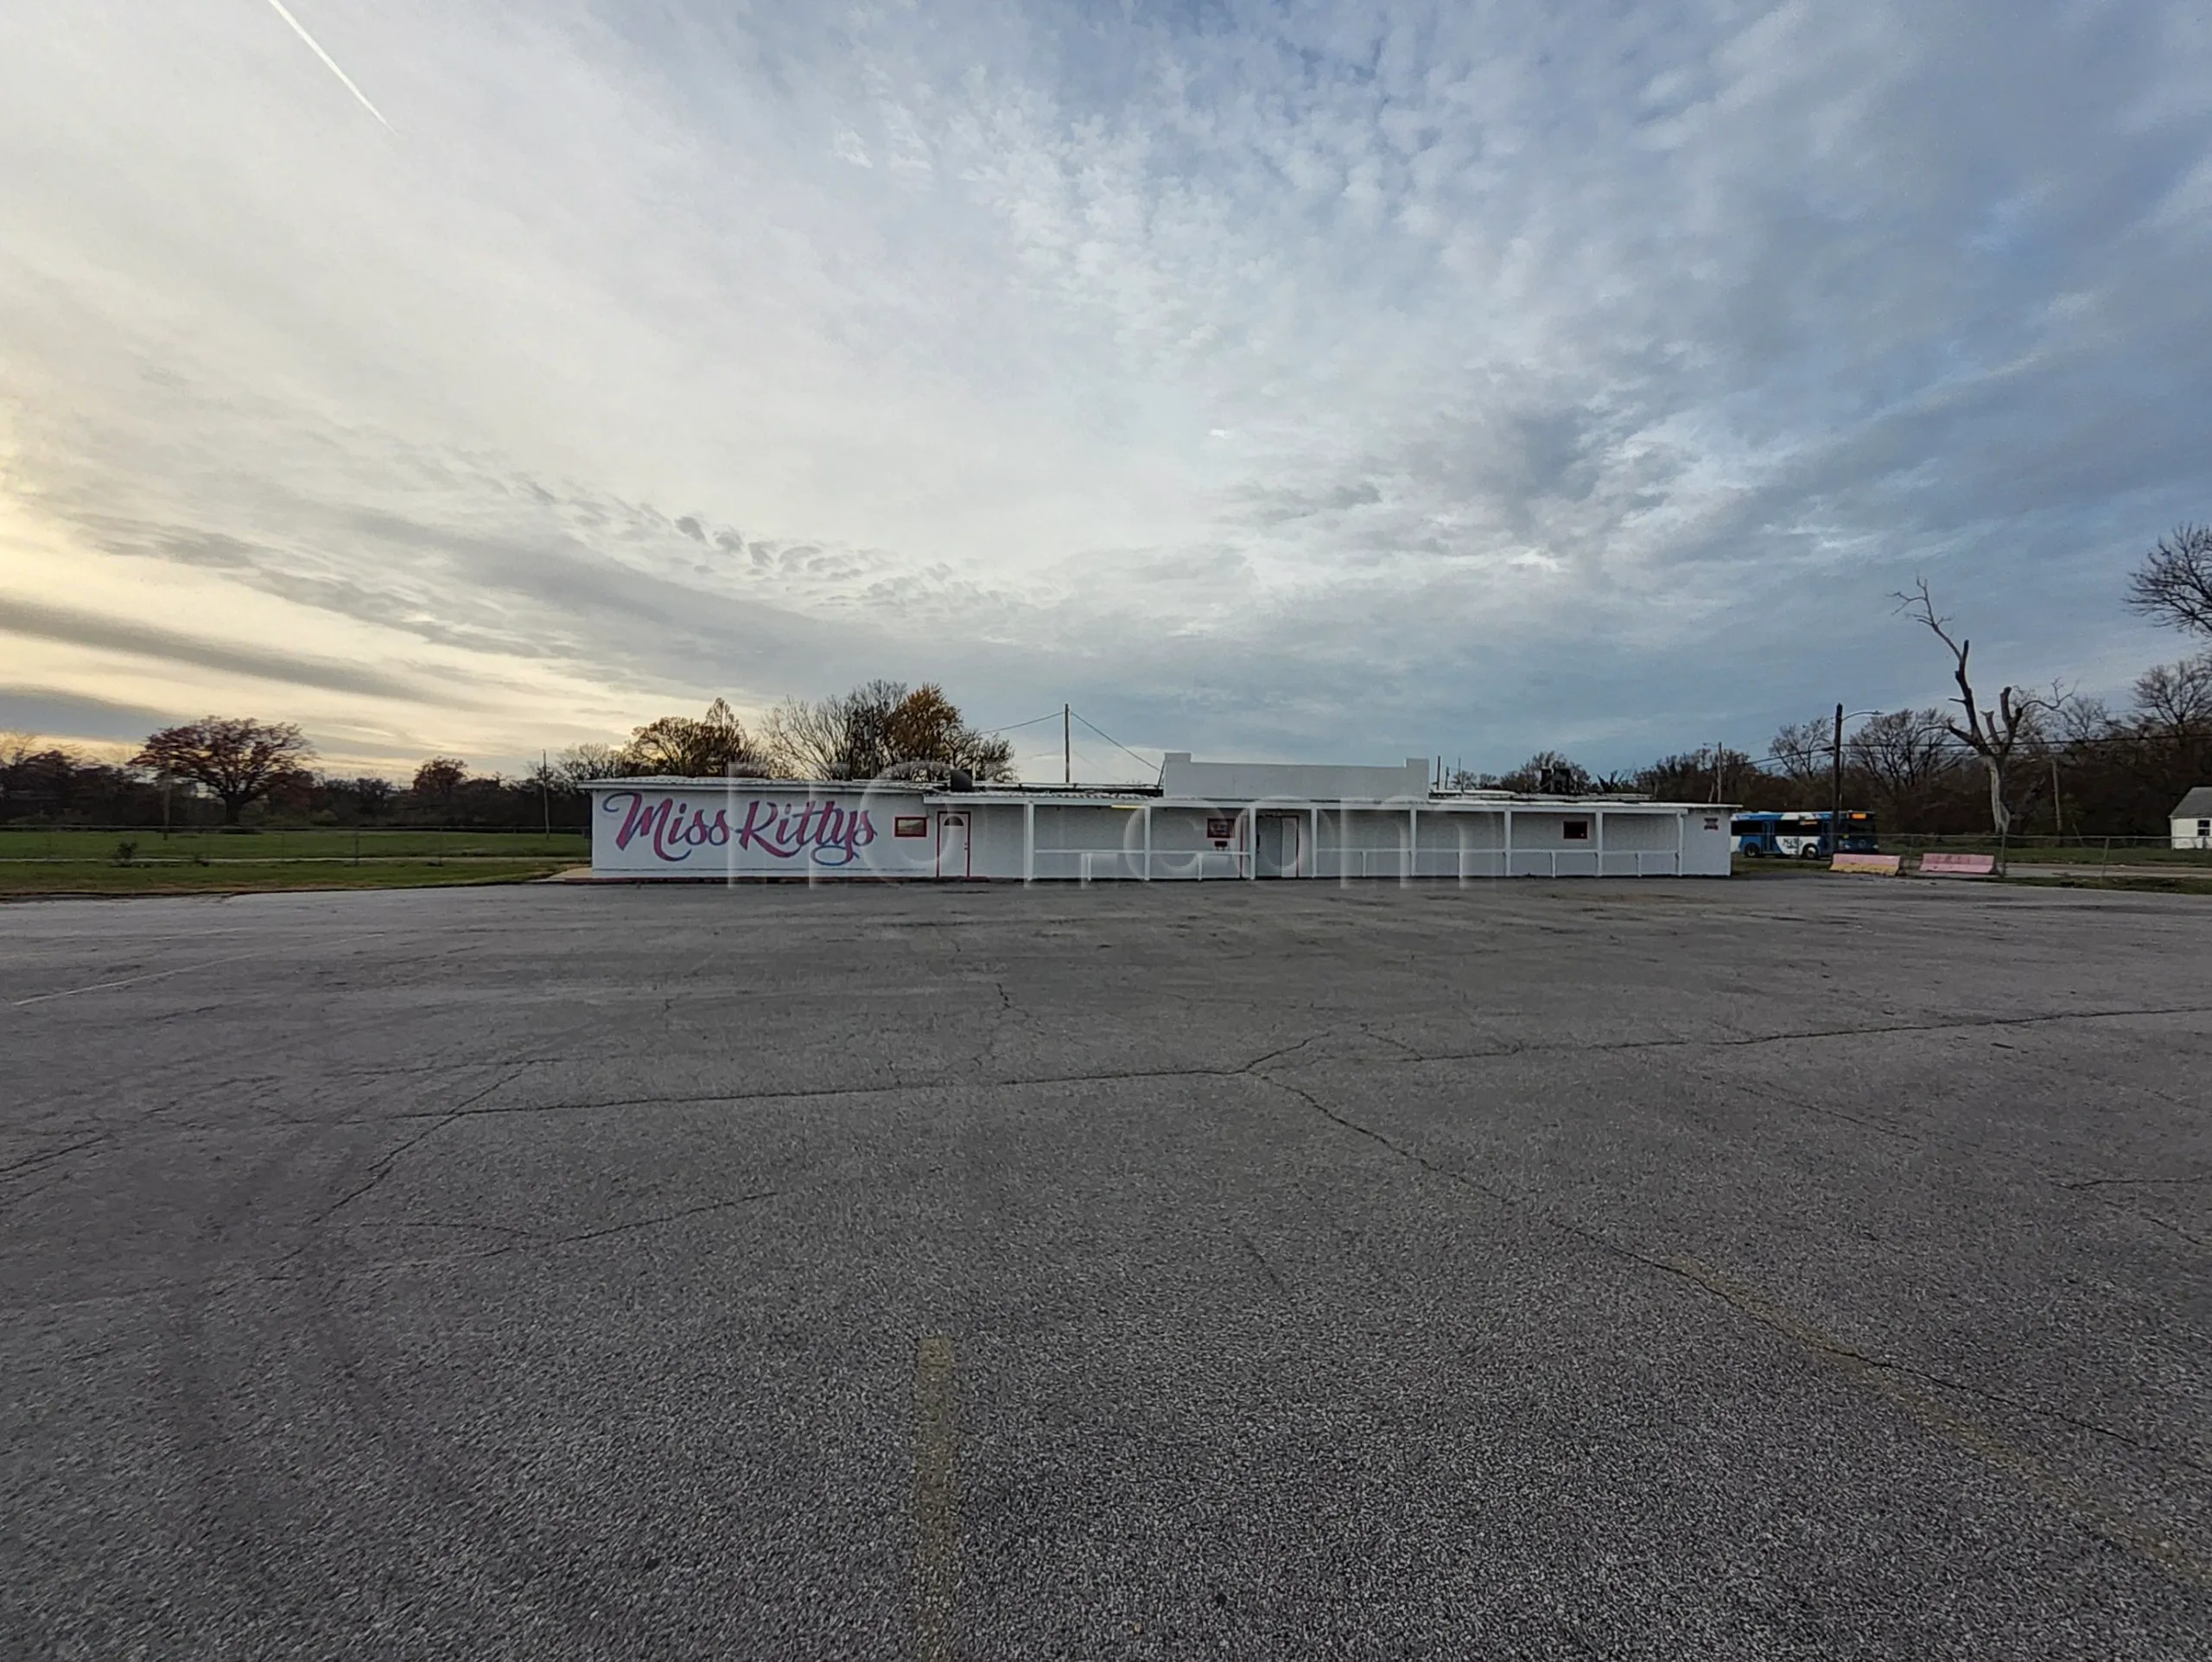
[1461,527,2211,837]
[0,681,1014,832]
[4,529,2206,836]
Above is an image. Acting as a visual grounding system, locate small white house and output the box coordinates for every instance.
[585,752,1738,882]
[2172,786,2212,850]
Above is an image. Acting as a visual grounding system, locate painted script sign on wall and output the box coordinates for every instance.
[593,788,923,876]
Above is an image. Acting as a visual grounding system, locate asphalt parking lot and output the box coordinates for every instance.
[3,877,2209,1659]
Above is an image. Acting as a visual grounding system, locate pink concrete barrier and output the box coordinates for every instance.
[1830,854,1903,875]
[1918,852,1997,876]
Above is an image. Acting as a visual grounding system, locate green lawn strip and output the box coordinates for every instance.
[0,830,588,863]
[1999,870,2212,897]
[0,861,570,898]
[1894,844,2212,868]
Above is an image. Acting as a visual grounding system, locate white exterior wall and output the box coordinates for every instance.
[1680,808,1732,876]
[1140,804,1249,881]
[588,780,1735,880]
[1028,803,1153,881]
[2175,814,2212,850]
[962,802,1021,877]
[1160,754,1429,800]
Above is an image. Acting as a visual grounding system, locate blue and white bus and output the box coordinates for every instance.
[1731,810,1878,859]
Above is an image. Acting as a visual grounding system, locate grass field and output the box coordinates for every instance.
[1732,851,2212,894]
[0,828,588,863]
[2001,867,2212,895]
[0,828,586,899]
[1917,844,2212,867]
[0,859,575,898]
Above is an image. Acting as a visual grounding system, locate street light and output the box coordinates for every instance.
[1829,707,1883,856]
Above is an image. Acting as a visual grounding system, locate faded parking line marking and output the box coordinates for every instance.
[1669,1255,2211,1589]
[915,1334,958,1660]
[6,935,385,1008]
[7,947,279,1007]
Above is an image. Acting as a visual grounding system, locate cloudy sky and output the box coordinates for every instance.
[3,2,2208,780]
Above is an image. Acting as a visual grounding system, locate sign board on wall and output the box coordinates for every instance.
[593,787,933,877]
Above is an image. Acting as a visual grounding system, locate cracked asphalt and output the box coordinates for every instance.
[3,877,2209,1659]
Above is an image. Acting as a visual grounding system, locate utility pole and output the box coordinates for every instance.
[2050,755,2063,837]
[541,748,552,837]
[1830,703,1845,857]
[1063,704,1071,786]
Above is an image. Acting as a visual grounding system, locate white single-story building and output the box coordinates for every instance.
[586,753,1737,882]
[2173,786,2212,850]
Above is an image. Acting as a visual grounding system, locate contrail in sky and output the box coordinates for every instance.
[261,0,393,130]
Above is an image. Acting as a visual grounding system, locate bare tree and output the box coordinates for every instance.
[760,682,1013,780]
[2051,691,2113,746]
[1894,580,2049,839]
[835,679,911,780]
[554,742,631,784]
[2126,524,2212,640]
[133,717,314,825]
[1767,719,1832,792]
[2131,655,2212,735]
[1847,708,1951,825]
[761,695,850,779]
[1633,745,1759,804]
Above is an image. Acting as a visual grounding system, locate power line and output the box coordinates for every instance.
[979,710,1063,735]
[1070,710,1160,777]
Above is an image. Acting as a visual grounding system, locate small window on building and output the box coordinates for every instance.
[1563,819,1591,841]
[1205,817,1235,840]
[2199,819,2210,836]
[894,816,928,837]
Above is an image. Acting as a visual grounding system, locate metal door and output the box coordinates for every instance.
[936,812,970,879]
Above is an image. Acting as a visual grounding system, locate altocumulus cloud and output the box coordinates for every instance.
[1,1,2207,775]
